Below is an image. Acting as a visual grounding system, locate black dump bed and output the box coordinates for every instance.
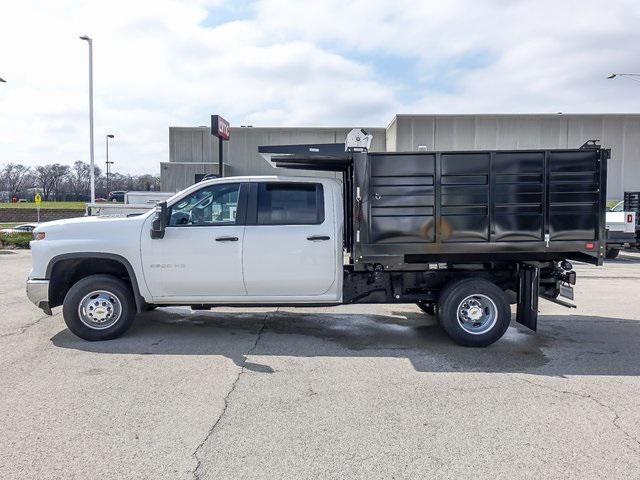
[259,142,609,267]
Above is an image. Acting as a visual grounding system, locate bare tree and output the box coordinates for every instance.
[49,164,71,199]
[67,161,101,199]
[106,172,160,193]
[1,160,159,201]
[136,174,161,191]
[0,163,32,199]
[35,164,70,200]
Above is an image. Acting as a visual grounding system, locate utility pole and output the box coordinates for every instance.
[80,35,95,202]
[106,134,114,194]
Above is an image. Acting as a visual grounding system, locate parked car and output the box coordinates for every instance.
[605,200,637,259]
[108,191,126,202]
[26,130,608,347]
[1,223,38,234]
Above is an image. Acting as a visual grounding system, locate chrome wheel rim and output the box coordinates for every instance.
[78,290,122,330]
[456,294,498,335]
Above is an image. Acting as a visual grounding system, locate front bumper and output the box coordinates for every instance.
[26,279,52,315]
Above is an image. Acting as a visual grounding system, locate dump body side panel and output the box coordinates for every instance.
[353,147,607,269]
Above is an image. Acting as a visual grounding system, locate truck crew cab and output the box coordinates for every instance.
[27,131,609,347]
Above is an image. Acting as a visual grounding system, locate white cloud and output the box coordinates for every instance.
[0,0,638,173]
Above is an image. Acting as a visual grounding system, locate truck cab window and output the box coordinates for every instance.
[257,183,324,225]
[169,183,240,226]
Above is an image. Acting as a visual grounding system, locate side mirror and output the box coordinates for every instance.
[150,201,168,239]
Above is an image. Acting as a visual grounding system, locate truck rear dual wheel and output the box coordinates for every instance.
[437,278,511,347]
[605,248,620,259]
[62,274,136,341]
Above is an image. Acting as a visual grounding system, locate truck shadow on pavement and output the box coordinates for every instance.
[606,252,640,264]
[51,309,640,377]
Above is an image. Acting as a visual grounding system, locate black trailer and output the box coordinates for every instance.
[260,136,609,346]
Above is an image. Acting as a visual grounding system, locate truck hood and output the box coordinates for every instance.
[34,213,150,240]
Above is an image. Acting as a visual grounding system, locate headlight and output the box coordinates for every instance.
[33,232,46,241]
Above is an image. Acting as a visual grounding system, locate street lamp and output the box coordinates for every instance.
[106,134,115,195]
[0,77,6,83]
[79,35,96,203]
[607,73,640,83]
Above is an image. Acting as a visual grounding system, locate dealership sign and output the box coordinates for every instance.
[211,115,230,140]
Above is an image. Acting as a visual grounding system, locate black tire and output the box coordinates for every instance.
[438,278,511,347]
[416,301,436,316]
[605,248,620,259]
[62,274,136,341]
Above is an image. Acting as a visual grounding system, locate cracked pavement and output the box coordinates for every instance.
[2,250,640,479]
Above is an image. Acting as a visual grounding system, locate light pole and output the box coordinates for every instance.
[106,134,115,195]
[0,77,6,83]
[607,73,640,83]
[79,35,95,203]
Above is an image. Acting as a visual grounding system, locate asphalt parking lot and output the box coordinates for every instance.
[1,250,640,479]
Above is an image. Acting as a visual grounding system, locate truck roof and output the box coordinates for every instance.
[198,175,341,184]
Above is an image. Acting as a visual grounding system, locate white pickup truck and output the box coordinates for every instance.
[27,176,344,337]
[27,133,607,347]
[605,201,637,259]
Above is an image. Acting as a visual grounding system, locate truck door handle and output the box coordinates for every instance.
[215,236,239,242]
[307,235,330,241]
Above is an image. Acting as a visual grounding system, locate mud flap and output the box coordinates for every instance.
[516,265,539,331]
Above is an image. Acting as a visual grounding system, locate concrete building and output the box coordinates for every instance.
[162,114,640,199]
[161,126,386,191]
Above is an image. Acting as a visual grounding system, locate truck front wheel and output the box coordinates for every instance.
[62,274,136,341]
[438,278,511,347]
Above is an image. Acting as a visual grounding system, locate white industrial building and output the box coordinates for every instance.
[161,114,640,199]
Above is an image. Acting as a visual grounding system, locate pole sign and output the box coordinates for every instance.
[34,193,42,223]
[211,115,230,140]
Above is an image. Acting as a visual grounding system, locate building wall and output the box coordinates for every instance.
[392,114,640,200]
[224,127,386,177]
[160,162,221,192]
[164,115,640,199]
[163,126,386,191]
[169,127,217,164]
[385,117,398,153]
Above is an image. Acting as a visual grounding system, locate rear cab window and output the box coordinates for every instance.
[255,182,324,225]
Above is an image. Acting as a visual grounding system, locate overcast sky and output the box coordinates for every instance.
[1,0,639,174]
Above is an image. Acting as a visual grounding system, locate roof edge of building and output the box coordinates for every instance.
[169,125,387,131]
[394,112,640,118]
